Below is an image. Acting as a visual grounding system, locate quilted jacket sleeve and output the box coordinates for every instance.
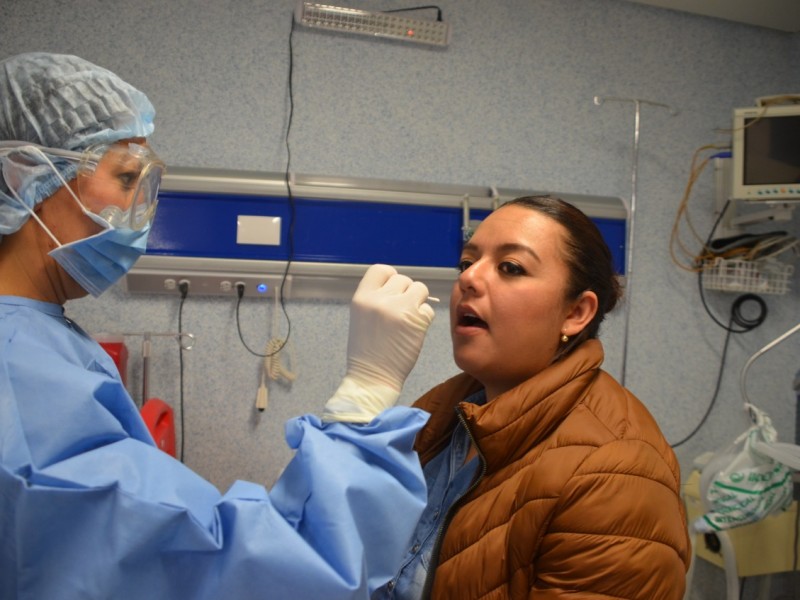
[533,437,690,599]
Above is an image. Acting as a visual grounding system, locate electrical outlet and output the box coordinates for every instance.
[126,272,292,298]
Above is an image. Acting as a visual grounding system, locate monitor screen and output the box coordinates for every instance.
[732,104,800,201]
[743,114,800,185]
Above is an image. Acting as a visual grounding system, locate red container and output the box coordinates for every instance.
[95,334,129,387]
[140,398,176,457]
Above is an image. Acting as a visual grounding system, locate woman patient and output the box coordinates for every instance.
[374,195,690,600]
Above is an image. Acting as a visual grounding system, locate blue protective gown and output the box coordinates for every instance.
[0,296,428,600]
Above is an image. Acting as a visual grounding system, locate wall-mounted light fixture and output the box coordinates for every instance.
[294,2,451,47]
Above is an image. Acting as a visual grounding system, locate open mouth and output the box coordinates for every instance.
[458,312,488,329]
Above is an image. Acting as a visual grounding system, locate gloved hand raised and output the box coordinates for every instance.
[323,264,436,423]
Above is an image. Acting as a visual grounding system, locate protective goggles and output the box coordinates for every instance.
[71,142,165,230]
[2,140,165,230]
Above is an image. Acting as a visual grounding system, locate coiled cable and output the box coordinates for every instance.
[671,199,768,448]
[671,294,766,448]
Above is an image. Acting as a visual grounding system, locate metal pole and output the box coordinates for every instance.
[593,96,677,386]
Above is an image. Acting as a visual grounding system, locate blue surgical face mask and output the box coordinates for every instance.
[49,213,150,297]
[5,147,152,297]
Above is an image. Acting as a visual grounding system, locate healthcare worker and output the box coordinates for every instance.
[0,52,436,600]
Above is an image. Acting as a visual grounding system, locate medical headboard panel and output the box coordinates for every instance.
[126,167,627,300]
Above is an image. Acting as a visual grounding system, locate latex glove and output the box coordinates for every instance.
[323,264,436,423]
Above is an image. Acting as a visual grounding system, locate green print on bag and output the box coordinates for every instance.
[693,407,799,535]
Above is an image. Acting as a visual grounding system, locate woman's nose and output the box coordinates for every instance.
[458,260,487,294]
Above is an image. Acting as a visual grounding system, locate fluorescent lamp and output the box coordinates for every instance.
[295,2,451,47]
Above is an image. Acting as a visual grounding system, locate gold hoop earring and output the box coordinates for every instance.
[561,333,569,343]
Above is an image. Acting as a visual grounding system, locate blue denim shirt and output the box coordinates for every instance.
[372,390,486,600]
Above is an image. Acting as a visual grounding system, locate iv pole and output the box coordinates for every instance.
[593,96,677,386]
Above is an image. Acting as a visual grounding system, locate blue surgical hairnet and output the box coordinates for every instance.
[0,52,156,240]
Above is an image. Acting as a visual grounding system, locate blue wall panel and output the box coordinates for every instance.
[147,191,626,273]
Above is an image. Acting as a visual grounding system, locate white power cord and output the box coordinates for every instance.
[256,290,297,412]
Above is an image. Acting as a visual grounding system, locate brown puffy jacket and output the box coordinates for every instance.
[412,339,691,599]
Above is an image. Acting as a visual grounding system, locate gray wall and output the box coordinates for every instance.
[2,1,799,597]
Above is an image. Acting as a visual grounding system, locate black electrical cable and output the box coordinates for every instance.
[697,269,768,334]
[671,292,767,449]
[278,12,296,349]
[696,200,739,329]
[671,200,768,448]
[670,314,732,449]
[384,5,443,21]
[235,283,290,358]
[178,280,189,462]
[234,13,297,359]
[696,199,768,334]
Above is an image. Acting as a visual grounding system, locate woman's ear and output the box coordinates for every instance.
[562,290,598,337]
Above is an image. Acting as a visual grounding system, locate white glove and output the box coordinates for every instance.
[323,264,436,423]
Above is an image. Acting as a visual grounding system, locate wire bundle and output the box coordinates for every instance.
[670,141,797,299]
[669,144,733,273]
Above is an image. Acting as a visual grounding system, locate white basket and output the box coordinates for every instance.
[702,257,794,295]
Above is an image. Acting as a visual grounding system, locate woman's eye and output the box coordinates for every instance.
[499,261,525,275]
[116,171,139,190]
[456,259,473,273]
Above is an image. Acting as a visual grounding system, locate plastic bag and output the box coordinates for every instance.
[693,404,798,534]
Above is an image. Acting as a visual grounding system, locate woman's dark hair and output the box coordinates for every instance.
[502,195,623,359]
